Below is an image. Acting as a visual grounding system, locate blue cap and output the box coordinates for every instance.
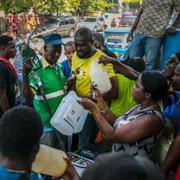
[43,33,64,45]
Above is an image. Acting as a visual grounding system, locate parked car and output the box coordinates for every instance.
[78,17,105,32]
[57,17,77,37]
[103,27,131,60]
[35,17,78,37]
[122,15,136,26]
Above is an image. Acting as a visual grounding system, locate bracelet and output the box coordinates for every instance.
[100,107,109,115]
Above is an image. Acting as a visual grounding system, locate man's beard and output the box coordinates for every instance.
[77,47,95,59]
[77,51,87,58]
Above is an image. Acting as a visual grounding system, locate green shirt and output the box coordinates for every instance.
[29,58,66,128]
[110,74,136,117]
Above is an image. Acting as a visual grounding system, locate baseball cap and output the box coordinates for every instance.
[43,33,64,45]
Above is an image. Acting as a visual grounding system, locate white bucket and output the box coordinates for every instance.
[50,91,88,136]
[90,60,112,93]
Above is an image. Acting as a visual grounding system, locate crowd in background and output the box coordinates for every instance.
[2,14,46,38]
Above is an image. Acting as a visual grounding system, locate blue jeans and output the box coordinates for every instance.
[129,33,163,70]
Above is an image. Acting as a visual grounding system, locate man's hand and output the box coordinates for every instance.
[61,157,78,180]
[126,31,133,42]
[22,58,34,106]
[65,74,76,92]
[23,59,33,77]
[166,26,176,35]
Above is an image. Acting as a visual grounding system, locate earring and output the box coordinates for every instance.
[145,93,150,98]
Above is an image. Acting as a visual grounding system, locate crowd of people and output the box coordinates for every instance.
[0,0,180,180]
[6,14,44,37]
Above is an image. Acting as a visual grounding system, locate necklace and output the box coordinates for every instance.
[6,168,27,173]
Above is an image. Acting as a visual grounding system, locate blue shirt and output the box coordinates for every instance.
[0,165,43,180]
[14,40,23,74]
[163,91,180,133]
[61,60,71,79]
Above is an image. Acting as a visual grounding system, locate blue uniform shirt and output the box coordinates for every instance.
[163,91,180,133]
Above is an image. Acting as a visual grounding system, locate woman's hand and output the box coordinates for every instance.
[65,73,76,92]
[99,55,115,65]
[81,98,96,112]
[91,87,108,110]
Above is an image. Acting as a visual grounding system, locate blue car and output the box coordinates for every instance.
[103,27,131,61]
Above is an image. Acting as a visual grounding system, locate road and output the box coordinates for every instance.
[33,36,73,62]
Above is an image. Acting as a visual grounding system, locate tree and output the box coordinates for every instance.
[0,0,32,31]
[0,0,116,16]
[0,0,32,14]
[32,0,64,15]
[122,0,142,11]
[57,0,115,16]
[123,0,142,3]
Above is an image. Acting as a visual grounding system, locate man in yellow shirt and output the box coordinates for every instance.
[71,28,117,148]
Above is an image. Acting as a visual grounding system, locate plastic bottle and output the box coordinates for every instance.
[32,144,67,177]
[90,60,112,93]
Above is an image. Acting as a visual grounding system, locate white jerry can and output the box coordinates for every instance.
[50,91,88,136]
[90,60,112,93]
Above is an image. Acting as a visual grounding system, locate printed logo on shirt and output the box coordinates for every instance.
[76,67,86,81]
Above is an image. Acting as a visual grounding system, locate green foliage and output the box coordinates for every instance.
[32,0,64,15]
[0,0,32,14]
[0,0,115,15]
[64,0,114,15]
[123,0,142,3]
